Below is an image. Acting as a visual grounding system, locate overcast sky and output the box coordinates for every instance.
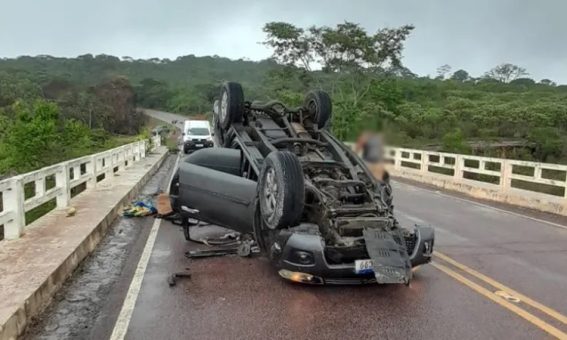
[1,0,566,83]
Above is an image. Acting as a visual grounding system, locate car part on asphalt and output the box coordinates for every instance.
[167,271,192,287]
[185,248,239,258]
[184,234,259,259]
[171,81,435,285]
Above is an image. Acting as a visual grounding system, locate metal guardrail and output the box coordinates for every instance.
[0,135,161,240]
[384,146,567,201]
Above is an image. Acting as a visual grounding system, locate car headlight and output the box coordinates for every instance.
[278,269,323,284]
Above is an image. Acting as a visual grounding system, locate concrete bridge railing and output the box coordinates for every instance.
[0,135,161,240]
[384,147,567,216]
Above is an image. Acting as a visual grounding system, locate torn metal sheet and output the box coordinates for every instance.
[363,228,412,284]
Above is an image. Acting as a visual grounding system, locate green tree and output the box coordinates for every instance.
[436,64,451,80]
[510,78,536,86]
[539,79,556,86]
[442,129,470,153]
[450,69,470,82]
[262,21,414,137]
[485,63,528,83]
[0,101,61,173]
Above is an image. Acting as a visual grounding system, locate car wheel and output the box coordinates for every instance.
[258,151,304,229]
[219,82,244,130]
[304,90,332,129]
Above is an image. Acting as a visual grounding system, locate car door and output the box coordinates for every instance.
[177,149,257,234]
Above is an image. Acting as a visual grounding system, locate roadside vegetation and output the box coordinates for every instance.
[1,21,566,165]
[0,72,146,177]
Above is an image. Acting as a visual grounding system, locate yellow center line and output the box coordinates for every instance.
[432,262,567,339]
[435,251,567,325]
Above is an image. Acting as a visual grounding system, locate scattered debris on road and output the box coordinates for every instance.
[122,198,157,217]
[66,206,77,217]
[185,248,239,258]
[167,270,192,287]
[155,192,173,216]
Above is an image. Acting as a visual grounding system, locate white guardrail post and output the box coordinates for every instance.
[141,141,147,158]
[3,177,25,239]
[0,138,156,241]
[419,150,427,173]
[500,159,512,192]
[454,155,463,181]
[55,163,71,208]
[86,155,96,189]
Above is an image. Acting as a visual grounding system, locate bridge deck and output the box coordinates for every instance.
[25,181,567,339]
[23,110,567,340]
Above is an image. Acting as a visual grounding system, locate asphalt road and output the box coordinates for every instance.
[145,109,186,131]
[25,110,567,340]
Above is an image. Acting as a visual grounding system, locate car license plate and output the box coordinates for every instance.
[195,144,203,147]
[355,259,374,274]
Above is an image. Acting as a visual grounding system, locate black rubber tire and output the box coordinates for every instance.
[219,82,244,129]
[258,151,304,229]
[222,129,236,148]
[304,90,332,129]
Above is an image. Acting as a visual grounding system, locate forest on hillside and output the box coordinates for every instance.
[0,70,144,176]
[2,21,567,171]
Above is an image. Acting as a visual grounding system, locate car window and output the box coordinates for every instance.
[187,127,209,136]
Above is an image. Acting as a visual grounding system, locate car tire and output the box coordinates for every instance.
[304,90,332,129]
[222,128,237,148]
[258,151,304,229]
[219,82,244,130]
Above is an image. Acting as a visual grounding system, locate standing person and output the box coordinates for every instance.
[355,131,394,213]
[356,131,385,181]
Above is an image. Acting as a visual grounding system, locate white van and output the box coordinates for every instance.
[182,120,213,153]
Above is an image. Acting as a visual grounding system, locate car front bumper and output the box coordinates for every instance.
[183,140,214,153]
[271,225,434,285]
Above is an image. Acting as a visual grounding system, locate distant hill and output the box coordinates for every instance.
[0,54,277,88]
[2,54,567,163]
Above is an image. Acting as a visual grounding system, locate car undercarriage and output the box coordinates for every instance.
[172,82,434,285]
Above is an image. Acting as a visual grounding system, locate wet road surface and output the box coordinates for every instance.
[27,169,567,339]
[25,112,567,339]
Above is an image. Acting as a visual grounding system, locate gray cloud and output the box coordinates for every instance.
[1,0,566,83]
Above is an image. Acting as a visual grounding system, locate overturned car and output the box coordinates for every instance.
[170,82,434,285]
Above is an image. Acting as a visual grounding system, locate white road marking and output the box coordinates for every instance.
[109,217,161,340]
[393,181,567,232]
[110,154,181,340]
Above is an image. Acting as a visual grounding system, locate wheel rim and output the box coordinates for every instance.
[263,167,278,221]
[307,99,317,116]
[220,91,228,123]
